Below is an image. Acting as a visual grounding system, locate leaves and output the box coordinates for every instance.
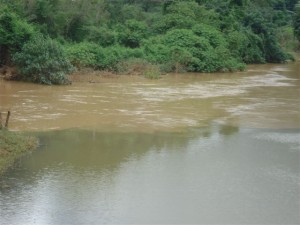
[0,0,298,77]
[13,35,74,84]
[295,1,300,41]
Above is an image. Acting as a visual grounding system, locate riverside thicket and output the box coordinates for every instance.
[0,0,299,84]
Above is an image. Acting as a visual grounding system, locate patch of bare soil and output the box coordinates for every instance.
[0,66,18,80]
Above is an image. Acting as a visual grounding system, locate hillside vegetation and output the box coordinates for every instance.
[0,0,299,84]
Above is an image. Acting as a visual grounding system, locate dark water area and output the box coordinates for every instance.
[0,61,300,224]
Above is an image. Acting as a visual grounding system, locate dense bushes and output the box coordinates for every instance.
[13,35,74,85]
[118,20,148,48]
[0,7,35,65]
[227,29,266,64]
[295,1,300,42]
[143,27,244,73]
[0,0,299,84]
[85,26,117,47]
[65,42,99,69]
[96,46,145,70]
[65,42,145,71]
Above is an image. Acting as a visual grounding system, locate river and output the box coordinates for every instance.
[0,61,299,224]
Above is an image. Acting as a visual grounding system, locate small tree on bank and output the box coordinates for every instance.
[13,35,74,85]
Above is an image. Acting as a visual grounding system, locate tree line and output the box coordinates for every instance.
[0,0,299,84]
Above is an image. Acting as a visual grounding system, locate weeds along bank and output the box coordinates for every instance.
[0,130,38,176]
[0,0,299,85]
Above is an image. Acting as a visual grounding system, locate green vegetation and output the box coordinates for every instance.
[295,1,300,43]
[0,0,299,83]
[0,131,37,175]
[13,34,74,84]
[0,6,35,65]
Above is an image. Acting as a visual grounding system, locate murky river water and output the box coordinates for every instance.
[0,61,299,224]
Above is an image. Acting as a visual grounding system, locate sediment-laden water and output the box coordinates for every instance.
[0,61,299,224]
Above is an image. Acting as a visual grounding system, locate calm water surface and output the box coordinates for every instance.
[0,61,299,224]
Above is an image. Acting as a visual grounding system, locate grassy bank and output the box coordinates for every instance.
[0,131,38,175]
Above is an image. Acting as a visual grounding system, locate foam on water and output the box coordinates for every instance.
[134,73,295,102]
[0,63,299,131]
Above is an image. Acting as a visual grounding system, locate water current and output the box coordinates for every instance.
[0,61,299,224]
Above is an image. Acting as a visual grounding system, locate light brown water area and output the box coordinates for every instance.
[1,62,299,131]
[0,61,300,224]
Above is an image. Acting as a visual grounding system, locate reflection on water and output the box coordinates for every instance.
[0,61,300,224]
[0,125,299,224]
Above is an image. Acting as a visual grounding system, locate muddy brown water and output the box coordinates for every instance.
[0,61,299,224]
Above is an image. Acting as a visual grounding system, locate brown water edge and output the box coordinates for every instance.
[0,61,299,132]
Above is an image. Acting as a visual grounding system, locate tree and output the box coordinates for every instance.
[0,0,296,78]
[118,20,148,48]
[295,1,300,41]
[13,35,74,84]
[155,0,198,33]
[0,7,35,65]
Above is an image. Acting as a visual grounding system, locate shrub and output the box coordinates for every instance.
[117,20,148,48]
[295,2,300,42]
[277,26,299,51]
[95,45,145,70]
[244,10,293,63]
[143,36,171,64]
[13,35,74,85]
[64,42,100,69]
[227,29,266,63]
[154,1,198,33]
[192,24,227,48]
[0,7,35,65]
[143,28,245,73]
[85,26,117,47]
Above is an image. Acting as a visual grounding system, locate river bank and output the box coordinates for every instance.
[0,131,37,176]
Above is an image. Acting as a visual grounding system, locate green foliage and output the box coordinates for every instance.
[243,6,293,62]
[277,26,299,50]
[154,1,199,33]
[144,28,245,73]
[118,20,148,48]
[295,1,300,41]
[0,0,298,80]
[85,26,117,47]
[143,37,171,64]
[192,24,227,48]
[227,29,266,63]
[65,42,145,71]
[65,42,99,68]
[95,45,145,70]
[0,7,35,64]
[13,35,74,85]
[30,0,57,34]
[119,4,146,21]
